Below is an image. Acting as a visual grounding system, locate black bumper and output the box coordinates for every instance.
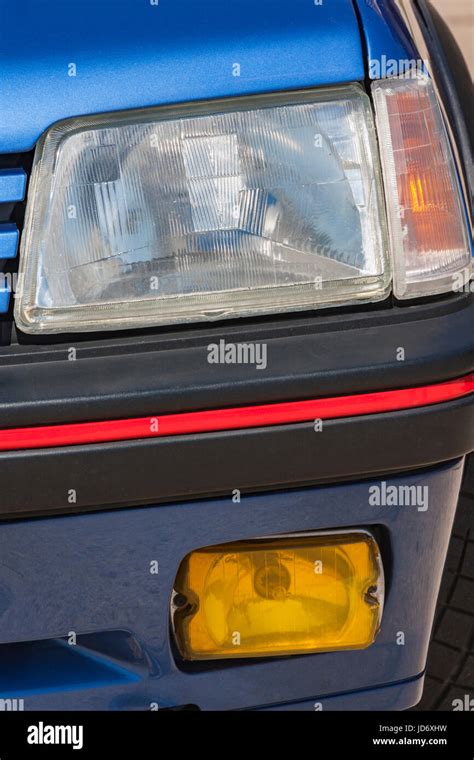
[1,292,473,519]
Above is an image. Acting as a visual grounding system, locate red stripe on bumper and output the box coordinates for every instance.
[0,374,473,452]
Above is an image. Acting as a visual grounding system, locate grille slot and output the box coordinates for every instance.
[0,154,32,345]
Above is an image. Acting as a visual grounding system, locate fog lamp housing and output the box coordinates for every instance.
[172,531,384,661]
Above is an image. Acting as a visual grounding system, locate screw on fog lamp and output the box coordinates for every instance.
[171,531,384,661]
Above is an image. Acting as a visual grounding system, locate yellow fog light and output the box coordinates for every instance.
[172,531,383,661]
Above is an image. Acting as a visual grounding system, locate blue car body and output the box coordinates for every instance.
[0,0,366,153]
[0,0,472,710]
[0,461,464,710]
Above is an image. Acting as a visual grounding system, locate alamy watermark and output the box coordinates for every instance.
[452,694,474,711]
[27,722,83,750]
[207,339,267,370]
[452,269,473,294]
[369,481,429,512]
[369,56,427,79]
[0,698,24,711]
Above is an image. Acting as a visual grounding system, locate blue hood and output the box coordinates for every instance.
[0,0,364,154]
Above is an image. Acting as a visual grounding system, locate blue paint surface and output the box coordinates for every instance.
[0,459,463,710]
[0,223,19,260]
[0,0,364,153]
[257,674,425,711]
[0,169,26,202]
[0,639,139,697]
[0,278,10,314]
[354,0,419,78]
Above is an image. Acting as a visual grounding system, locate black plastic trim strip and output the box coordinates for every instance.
[0,293,472,428]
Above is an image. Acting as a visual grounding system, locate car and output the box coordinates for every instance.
[0,0,472,712]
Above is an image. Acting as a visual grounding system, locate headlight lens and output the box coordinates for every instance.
[16,87,389,333]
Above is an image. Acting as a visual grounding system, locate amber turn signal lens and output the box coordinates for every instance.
[372,73,471,299]
[172,532,383,661]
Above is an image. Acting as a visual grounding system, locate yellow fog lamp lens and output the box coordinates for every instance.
[172,532,383,661]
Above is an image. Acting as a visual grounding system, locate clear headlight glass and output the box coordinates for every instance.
[16,87,389,333]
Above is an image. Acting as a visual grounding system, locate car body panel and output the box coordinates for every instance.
[0,459,463,710]
[354,0,418,77]
[0,0,364,153]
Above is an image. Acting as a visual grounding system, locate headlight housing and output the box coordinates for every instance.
[15,75,471,335]
[15,87,390,334]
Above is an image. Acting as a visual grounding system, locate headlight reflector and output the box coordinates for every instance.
[16,88,389,333]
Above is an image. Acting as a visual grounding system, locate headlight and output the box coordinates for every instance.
[16,76,470,335]
[16,87,390,333]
